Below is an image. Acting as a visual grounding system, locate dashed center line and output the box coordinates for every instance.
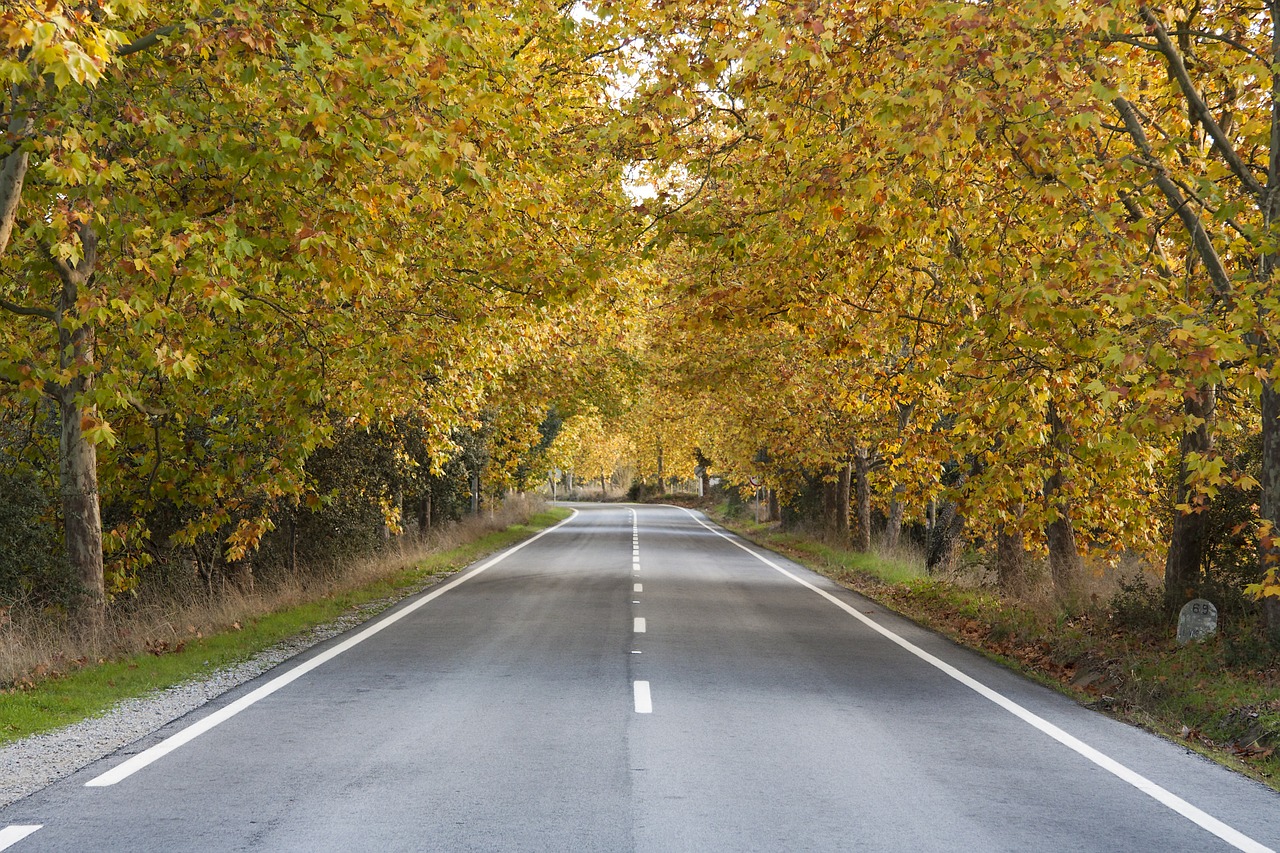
[634,681,653,713]
[630,513,652,716]
[0,826,42,851]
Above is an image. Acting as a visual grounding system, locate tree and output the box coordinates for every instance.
[1,1,628,616]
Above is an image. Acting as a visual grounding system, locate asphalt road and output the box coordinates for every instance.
[4,504,1280,852]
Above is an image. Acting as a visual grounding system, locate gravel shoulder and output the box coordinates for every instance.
[0,586,441,807]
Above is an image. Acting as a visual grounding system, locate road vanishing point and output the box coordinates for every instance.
[4,504,1280,852]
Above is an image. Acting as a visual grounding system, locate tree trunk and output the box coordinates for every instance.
[927,500,965,574]
[0,149,29,259]
[883,401,913,552]
[288,508,298,574]
[767,488,779,522]
[470,469,480,514]
[853,448,871,552]
[1044,403,1084,603]
[59,386,104,614]
[656,443,665,495]
[837,462,852,541]
[1164,386,1216,613]
[600,471,606,497]
[0,99,33,260]
[885,485,905,551]
[417,492,432,536]
[52,223,104,621]
[821,475,839,540]
[1260,382,1280,642]
[995,523,1029,597]
[928,459,976,574]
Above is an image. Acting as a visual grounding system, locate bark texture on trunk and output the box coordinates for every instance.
[995,524,1029,596]
[417,492,432,536]
[885,485,905,551]
[767,488,779,522]
[927,500,965,574]
[1260,382,1280,642]
[0,147,29,259]
[853,448,871,552]
[883,402,913,552]
[656,444,665,494]
[1164,387,1217,613]
[0,95,33,259]
[1044,403,1084,602]
[836,463,852,541]
[51,224,104,619]
[59,386,104,611]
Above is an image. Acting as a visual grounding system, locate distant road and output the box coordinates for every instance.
[3,504,1280,852]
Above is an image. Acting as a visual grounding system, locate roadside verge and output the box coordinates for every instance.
[0,507,571,806]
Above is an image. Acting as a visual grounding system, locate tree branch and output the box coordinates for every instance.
[117,24,183,57]
[1113,96,1234,299]
[0,298,56,321]
[1137,4,1264,198]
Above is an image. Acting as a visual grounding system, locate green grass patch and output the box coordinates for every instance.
[0,507,570,746]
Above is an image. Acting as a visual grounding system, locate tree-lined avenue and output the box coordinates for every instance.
[2,504,1280,851]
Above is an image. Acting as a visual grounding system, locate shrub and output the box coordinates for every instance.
[0,468,72,606]
[1109,573,1166,634]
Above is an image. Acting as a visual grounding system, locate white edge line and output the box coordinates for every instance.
[676,506,1273,853]
[634,680,652,713]
[86,509,581,788]
[0,826,42,851]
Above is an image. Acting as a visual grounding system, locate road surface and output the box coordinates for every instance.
[3,504,1280,851]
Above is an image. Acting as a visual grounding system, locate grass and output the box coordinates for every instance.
[0,505,570,746]
[707,505,1280,790]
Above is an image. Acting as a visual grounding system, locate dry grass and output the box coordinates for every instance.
[924,540,1164,619]
[0,496,545,688]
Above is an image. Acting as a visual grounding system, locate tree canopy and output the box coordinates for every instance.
[4,0,1280,636]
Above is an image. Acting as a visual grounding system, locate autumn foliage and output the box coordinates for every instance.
[3,0,1280,640]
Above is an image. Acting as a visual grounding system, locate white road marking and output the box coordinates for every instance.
[634,583,643,592]
[0,826,41,850]
[86,510,582,788]
[634,617,646,633]
[631,650,642,654]
[634,680,653,713]
[677,507,1273,853]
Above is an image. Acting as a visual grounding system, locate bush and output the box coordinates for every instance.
[0,468,72,606]
[627,481,663,501]
[1109,573,1166,634]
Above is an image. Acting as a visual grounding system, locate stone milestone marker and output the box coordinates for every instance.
[1177,598,1219,644]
